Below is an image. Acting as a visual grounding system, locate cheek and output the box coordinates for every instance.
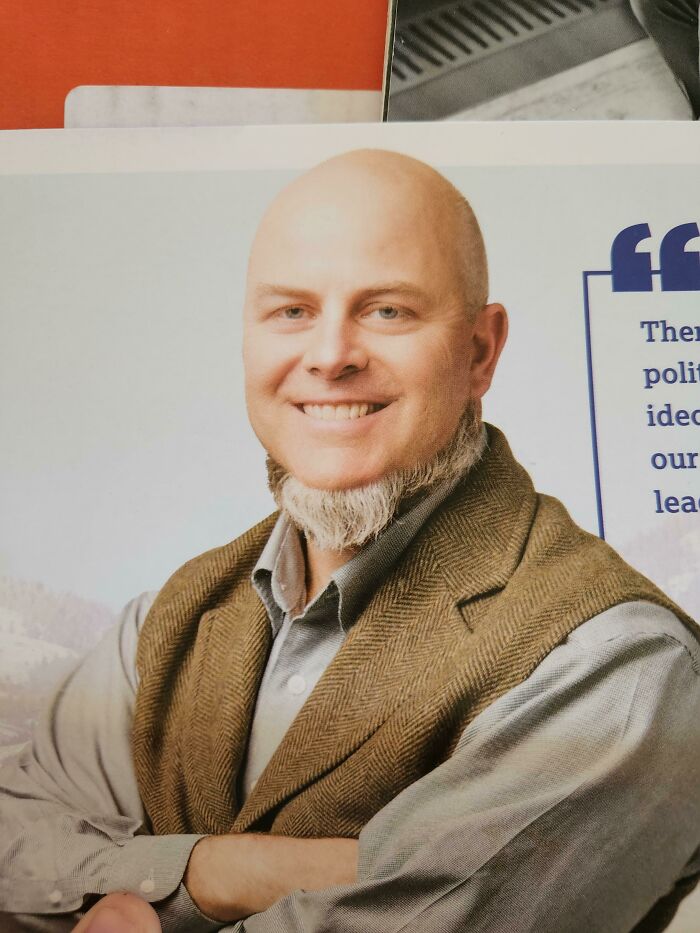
[409,349,472,417]
[243,338,294,398]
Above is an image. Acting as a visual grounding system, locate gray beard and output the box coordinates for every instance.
[266,400,484,552]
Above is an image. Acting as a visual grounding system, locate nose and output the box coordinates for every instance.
[303,312,368,381]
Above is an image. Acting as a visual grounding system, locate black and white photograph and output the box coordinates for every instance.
[388,0,699,120]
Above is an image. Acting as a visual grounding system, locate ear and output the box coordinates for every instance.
[468,303,508,399]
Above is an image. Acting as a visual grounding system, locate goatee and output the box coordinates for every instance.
[266,400,484,553]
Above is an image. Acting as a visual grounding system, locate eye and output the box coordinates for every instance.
[278,306,308,320]
[367,305,403,320]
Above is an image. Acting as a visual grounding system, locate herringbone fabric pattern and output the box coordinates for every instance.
[132,426,697,839]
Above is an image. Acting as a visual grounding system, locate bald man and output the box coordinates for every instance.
[1,151,699,933]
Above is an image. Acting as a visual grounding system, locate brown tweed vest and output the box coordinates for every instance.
[132,426,697,846]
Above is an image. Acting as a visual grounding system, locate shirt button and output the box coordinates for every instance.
[48,890,62,905]
[287,674,307,695]
[140,879,156,894]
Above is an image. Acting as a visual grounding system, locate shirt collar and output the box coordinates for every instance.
[253,514,308,634]
[253,427,487,633]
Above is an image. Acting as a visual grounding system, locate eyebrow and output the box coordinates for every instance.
[253,284,319,302]
[252,281,430,303]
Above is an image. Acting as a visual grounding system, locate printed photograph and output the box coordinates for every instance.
[0,122,699,932]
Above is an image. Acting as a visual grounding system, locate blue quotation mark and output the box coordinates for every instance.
[611,222,700,292]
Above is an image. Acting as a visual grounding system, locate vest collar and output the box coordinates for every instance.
[428,423,538,606]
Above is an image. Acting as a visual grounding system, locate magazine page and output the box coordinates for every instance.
[0,121,698,931]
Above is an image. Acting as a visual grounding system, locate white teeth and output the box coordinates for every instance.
[302,403,379,420]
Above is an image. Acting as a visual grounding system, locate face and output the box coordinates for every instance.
[243,161,506,491]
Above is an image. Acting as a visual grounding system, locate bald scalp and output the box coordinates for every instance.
[251,148,489,319]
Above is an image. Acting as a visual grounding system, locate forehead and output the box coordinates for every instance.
[247,168,464,293]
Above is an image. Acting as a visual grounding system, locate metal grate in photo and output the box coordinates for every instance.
[389,0,645,119]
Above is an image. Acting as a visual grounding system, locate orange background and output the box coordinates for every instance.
[0,0,390,129]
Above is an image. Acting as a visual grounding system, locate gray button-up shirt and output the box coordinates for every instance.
[1,477,700,932]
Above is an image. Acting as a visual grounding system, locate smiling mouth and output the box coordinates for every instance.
[300,402,387,421]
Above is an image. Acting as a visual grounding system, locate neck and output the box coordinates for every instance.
[303,536,357,604]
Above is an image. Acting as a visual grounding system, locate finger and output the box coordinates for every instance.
[71,892,161,933]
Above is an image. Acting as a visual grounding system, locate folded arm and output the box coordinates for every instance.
[233,603,700,933]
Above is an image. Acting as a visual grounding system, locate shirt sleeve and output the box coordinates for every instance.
[234,601,700,933]
[0,593,220,933]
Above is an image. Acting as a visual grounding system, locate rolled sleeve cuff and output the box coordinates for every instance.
[158,881,228,933]
[1,833,205,918]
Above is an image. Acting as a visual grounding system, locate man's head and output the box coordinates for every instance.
[243,149,507,548]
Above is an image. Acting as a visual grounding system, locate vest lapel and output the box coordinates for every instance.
[232,538,465,832]
[133,513,278,835]
[184,582,271,831]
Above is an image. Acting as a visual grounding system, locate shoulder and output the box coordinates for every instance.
[114,591,159,692]
[517,600,700,737]
[457,600,700,766]
[515,493,700,640]
[568,599,699,669]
